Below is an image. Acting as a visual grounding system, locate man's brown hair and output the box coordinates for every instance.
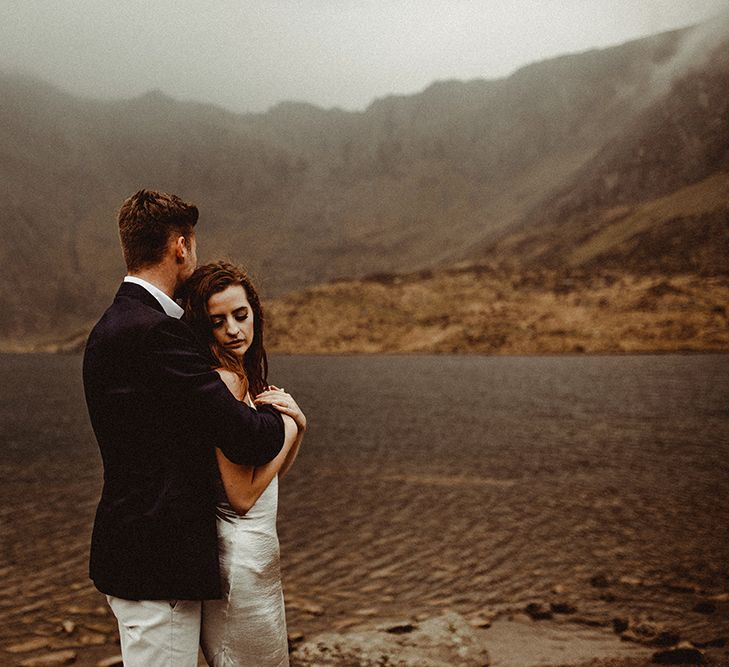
[118,189,198,272]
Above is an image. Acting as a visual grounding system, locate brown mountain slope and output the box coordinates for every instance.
[0,26,700,344]
[480,21,729,276]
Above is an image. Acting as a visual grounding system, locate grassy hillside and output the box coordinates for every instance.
[265,268,729,354]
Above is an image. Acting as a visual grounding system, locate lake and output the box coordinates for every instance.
[1,353,728,665]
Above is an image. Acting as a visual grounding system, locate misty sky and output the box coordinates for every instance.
[2,0,726,113]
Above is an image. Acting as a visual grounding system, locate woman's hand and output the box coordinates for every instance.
[254,385,307,433]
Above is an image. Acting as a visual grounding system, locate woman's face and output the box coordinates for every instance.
[207,284,254,358]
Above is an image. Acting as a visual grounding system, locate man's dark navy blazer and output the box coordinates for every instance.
[83,281,285,600]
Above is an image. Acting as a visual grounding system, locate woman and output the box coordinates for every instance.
[184,261,306,667]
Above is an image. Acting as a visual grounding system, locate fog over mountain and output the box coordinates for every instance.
[1,15,728,347]
[2,1,725,113]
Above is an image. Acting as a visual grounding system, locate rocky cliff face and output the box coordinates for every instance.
[481,20,729,276]
[0,18,727,346]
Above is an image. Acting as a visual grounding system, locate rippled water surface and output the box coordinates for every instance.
[1,353,728,664]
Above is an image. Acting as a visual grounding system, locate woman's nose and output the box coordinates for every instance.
[226,319,240,335]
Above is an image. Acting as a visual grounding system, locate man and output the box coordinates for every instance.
[83,189,288,665]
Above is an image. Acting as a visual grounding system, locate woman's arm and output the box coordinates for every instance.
[253,385,306,479]
[214,370,298,515]
[278,422,304,478]
[215,416,298,515]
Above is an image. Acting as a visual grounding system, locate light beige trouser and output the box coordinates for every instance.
[107,595,202,667]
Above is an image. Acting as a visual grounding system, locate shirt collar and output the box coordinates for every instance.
[123,276,184,319]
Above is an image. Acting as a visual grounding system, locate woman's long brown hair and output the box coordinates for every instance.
[182,261,268,398]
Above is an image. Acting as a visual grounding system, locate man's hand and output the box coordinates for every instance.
[254,385,307,432]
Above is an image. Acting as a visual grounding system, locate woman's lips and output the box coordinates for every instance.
[226,340,245,348]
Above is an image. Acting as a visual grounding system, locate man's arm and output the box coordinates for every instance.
[144,317,284,466]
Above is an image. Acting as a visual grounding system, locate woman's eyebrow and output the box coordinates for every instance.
[233,306,249,313]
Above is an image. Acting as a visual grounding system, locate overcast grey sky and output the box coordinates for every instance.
[2,1,726,113]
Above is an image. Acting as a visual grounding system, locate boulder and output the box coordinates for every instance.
[290,611,490,666]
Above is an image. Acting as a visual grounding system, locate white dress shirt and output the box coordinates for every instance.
[123,276,184,319]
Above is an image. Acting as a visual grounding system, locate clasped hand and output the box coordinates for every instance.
[254,385,307,432]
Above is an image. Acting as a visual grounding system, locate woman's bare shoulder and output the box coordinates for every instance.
[214,368,244,400]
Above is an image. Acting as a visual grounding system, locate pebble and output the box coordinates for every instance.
[468,610,496,629]
[651,642,706,664]
[82,622,114,633]
[612,617,629,634]
[18,650,77,666]
[525,602,553,620]
[96,657,123,667]
[331,617,360,630]
[354,607,379,616]
[590,574,610,588]
[617,617,680,647]
[287,631,305,652]
[292,601,325,616]
[550,600,577,614]
[33,629,56,637]
[692,635,727,648]
[6,637,51,653]
[64,605,108,616]
[360,583,382,593]
[383,622,417,634]
[692,600,716,614]
[79,631,107,646]
[666,580,700,594]
[572,614,608,627]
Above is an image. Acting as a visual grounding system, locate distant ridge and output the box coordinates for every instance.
[0,19,727,349]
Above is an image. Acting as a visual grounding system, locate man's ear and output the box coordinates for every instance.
[174,235,187,264]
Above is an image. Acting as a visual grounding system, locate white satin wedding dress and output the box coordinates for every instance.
[200,472,289,667]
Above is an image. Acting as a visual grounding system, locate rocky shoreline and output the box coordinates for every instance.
[288,608,719,666]
[4,603,724,667]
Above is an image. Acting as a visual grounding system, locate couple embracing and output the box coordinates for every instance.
[83,189,306,666]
